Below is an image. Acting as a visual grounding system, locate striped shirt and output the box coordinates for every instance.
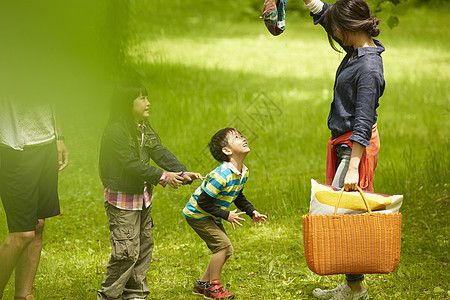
[183,161,249,224]
[104,186,152,210]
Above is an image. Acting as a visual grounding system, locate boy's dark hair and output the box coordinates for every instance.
[208,127,238,162]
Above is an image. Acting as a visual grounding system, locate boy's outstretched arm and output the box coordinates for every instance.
[251,211,268,226]
[234,192,267,225]
[234,192,255,217]
[197,192,230,220]
[197,192,246,230]
[227,210,246,230]
[234,191,267,226]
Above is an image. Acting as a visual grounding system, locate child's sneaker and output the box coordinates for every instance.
[193,280,209,295]
[204,280,235,299]
[313,282,369,300]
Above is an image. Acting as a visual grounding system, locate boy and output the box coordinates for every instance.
[183,128,267,299]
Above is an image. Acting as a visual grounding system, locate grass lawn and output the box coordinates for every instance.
[0,0,448,299]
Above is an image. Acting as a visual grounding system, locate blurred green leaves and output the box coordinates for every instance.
[0,0,130,108]
[387,15,400,28]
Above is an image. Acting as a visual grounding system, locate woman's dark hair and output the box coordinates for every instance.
[208,127,239,162]
[109,79,148,124]
[324,0,380,51]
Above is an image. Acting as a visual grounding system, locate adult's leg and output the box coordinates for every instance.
[0,143,59,299]
[331,144,351,188]
[14,219,45,298]
[345,275,365,292]
[0,231,35,298]
[122,205,153,299]
[332,145,365,290]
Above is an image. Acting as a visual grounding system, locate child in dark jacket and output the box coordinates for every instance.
[97,80,202,300]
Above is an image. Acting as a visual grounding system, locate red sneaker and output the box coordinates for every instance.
[193,280,208,295]
[204,280,235,299]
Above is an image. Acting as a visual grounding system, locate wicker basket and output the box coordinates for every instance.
[303,186,402,275]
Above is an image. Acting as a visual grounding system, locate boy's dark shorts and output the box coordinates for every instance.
[0,142,60,233]
[186,217,233,257]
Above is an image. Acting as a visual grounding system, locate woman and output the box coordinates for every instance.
[303,0,384,299]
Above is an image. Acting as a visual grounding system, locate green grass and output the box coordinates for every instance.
[1,0,449,299]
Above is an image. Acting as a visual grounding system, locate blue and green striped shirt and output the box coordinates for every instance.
[183,161,249,224]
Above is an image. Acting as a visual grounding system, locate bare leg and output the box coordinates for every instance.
[0,231,35,298]
[14,219,45,298]
[346,281,365,293]
[200,247,229,282]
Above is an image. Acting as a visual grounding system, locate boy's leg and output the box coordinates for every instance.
[186,219,233,282]
[201,247,230,282]
[122,204,153,299]
[97,203,141,300]
[14,219,45,298]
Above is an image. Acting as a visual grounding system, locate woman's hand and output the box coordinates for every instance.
[182,172,204,182]
[252,210,268,226]
[344,141,364,191]
[343,167,359,191]
[227,209,246,230]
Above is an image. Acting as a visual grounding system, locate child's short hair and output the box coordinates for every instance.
[208,127,239,162]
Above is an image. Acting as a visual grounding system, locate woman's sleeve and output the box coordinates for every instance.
[309,1,330,27]
[350,66,385,147]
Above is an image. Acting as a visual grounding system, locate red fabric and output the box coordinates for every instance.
[326,124,380,192]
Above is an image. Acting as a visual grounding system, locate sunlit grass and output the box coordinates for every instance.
[0,0,448,299]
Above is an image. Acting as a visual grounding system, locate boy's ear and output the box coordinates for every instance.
[222,147,232,156]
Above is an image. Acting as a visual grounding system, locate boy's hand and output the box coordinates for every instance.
[227,209,246,230]
[167,172,184,189]
[182,172,204,182]
[252,210,267,226]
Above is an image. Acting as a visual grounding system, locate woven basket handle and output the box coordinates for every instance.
[333,186,372,215]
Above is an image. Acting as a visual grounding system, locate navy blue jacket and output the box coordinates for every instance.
[312,2,385,147]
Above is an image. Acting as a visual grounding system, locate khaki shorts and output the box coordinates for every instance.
[186,217,233,256]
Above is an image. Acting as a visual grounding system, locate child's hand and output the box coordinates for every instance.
[227,209,246,230]
[252,210,268,226]
[167,172,184,189]
[182,172,204,182]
